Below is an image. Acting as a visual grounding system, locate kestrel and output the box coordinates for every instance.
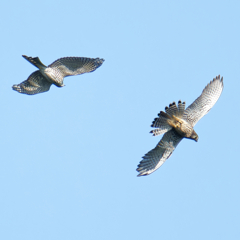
[12,55,104,95]
[137,75,223,176]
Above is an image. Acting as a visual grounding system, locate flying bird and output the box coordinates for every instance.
[12,55,104,95]
[137,75,223,176]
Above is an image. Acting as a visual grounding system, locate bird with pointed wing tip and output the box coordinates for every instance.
[12,55,105,95]
[137,75,223,177]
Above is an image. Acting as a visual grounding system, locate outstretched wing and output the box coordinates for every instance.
[12,71,52,95]
[48,57,105,78]
[137,130,183,176]
[183,75,223,126]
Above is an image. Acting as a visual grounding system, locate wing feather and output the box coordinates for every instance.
[183,75,223,126]
[137,130,183,176]
[12,71,52,95]
[48,57,105,78]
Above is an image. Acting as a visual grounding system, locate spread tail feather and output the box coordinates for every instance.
[22,55,47,70]
[150,101,186,136]
[150,111,172,136]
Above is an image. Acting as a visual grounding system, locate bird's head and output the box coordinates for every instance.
[190,130,199,142]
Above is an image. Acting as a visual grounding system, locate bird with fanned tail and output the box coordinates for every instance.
[137,75,223,176]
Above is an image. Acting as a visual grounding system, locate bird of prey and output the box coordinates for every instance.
[12,55,104,95]
[137,75,223,176]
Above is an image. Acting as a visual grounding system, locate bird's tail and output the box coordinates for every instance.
[150,101,186,136]
[22,55,47,70]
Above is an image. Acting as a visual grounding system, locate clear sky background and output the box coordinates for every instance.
[1,0,240,239]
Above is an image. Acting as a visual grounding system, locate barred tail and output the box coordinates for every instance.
[150,101,186,136]
[150,111,172,136]
[165,101,186,117]
[22,55,47,70]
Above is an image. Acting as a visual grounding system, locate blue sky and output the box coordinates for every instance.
[1,0,240,239]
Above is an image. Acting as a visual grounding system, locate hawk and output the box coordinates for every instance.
[137,75,223,176]
[12,55,104,95]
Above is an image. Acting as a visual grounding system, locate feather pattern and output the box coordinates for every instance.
[12,71,52,95]
[47,57,105,86]
[137,130,183,176]
[177,100,186,116]
[150,101,186,136]
[183,75,223,126]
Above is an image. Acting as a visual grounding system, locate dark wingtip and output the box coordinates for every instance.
[212,75,223,85]
[95,58,105,65]
[22,55,28,59]
[137,172,148,177]
[214,75,221,81]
